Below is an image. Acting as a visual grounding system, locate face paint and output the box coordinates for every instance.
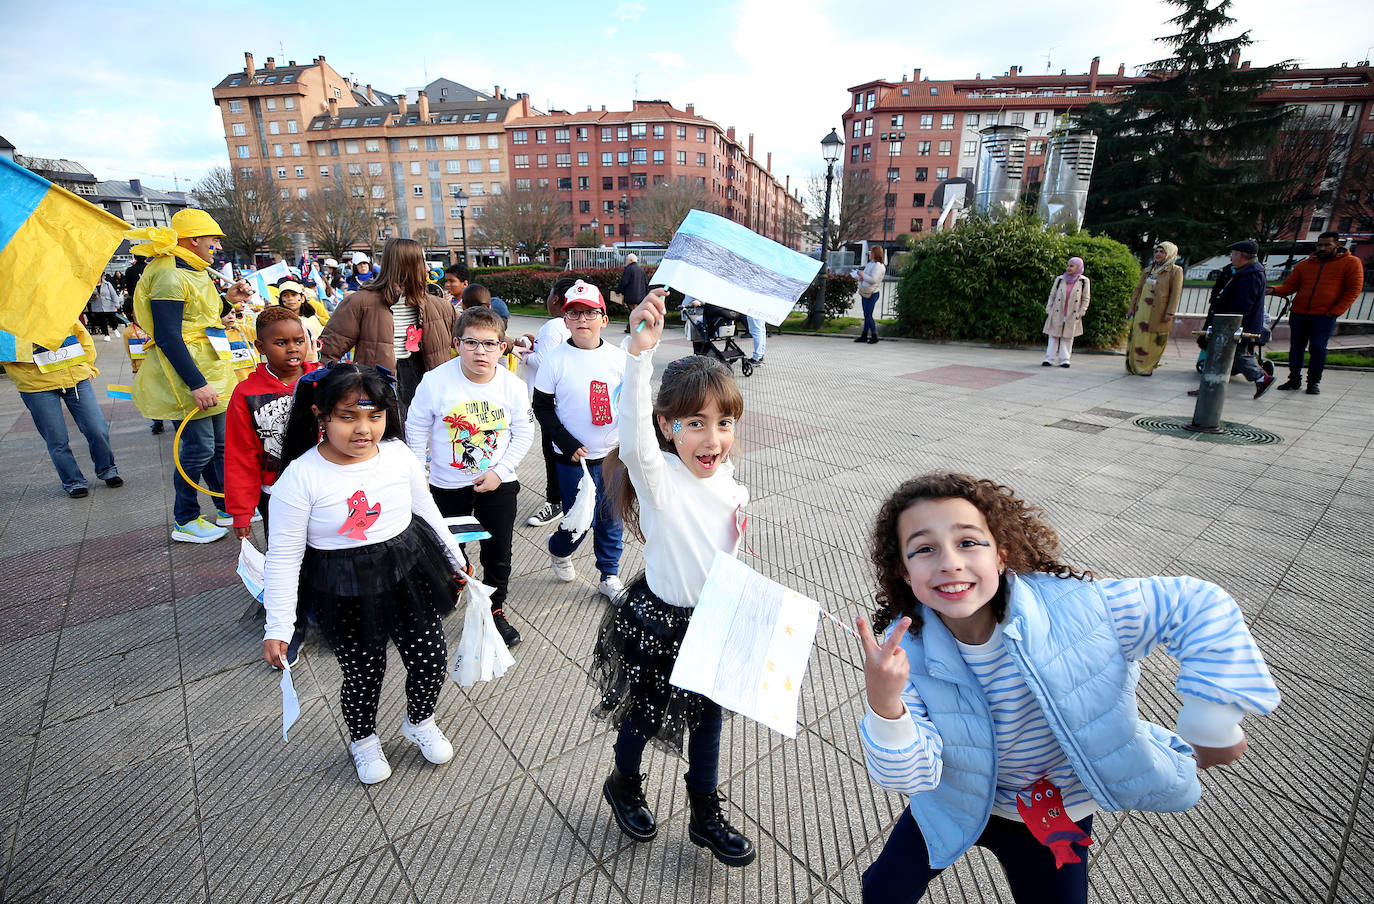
[672,419,683,435]
[356,399,377,409]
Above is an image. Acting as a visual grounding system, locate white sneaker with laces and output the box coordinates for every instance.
[349,734,392,784]
[401,717,454,764]
[599,575,626,601]
[551,552,576,582]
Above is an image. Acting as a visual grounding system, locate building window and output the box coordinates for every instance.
[631,122,647,138]
[632,174,647,188]
[1034,112,1048,126]
[911,192,925,206]
[887,168,900,182]
[558,177,572,190]
[372,185,385,198]
[273,144,284,157]
[920,114,933,129]
[935,167,949,180]
[578,176,589,190]
[603,200,615,214]
[1027,166,1041,182]
[227,100,242,113]
[963,140,978,155]
[697,127,707,141]
[287,121,298,134]
[320,165,331,177]
[941,114,954,129]
[697,153,706,166]
[618,151,630,165]
[1029,139,1046,155]
[285,97,295,110]
[577,127,589,141]
[579,200,591,213]
[910,218,923,232]
[361,139,378,153]
[602,152,614,166]
[514,155,529,168]
[368,162,383,176]
[864,119,874,137]
[536,154,548,167]
[413,185,424,196]
[915,167,928,181]
[231,122,246,136]
[515,178,531,191]
[938,141,951,155]
[344,140,359,154]
[677,150,687,165]
[555,128,570,142]
[266,99,277,112]
[415,207,425,220]
[961,167,974,179]
[1011,112,1025,125]
[850,145,859,162]
[489,159,500,172]
[1310,216,1325,232]
[866,91,875,110]
[652,124,664,139]
[351,185,366,198]
[297,188,307,199]
[276,167,287,178]
[862,144,872,161]
[966,113,981,127]
[513,130,527,144]
[535,129,547,143]
[469,159,484,173]
[653,150,664,164]
[269,121,280,135]
[854,93,863,112]
[447,159,461,173]
[917,140,931,155]
[852,120,862,139]
[295,166,305,177]
[410,161,422,175]
[577,152,589,166]
[891,114,904,127]
[603,177,613,190]
[279,188,289,199]
[676,125,687,139]
[556,153,571,167]
[601,127,614,141]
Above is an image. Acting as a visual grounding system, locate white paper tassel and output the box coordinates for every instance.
[450,578,516,687]
[559,458,596,542]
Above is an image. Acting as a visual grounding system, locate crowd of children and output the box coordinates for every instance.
[63,261,1283,898]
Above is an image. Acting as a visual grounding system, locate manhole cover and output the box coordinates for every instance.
[1133,416,1283,445]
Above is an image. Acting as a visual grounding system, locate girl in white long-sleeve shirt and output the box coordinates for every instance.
[262,363,467,785]
[592,290,756,868]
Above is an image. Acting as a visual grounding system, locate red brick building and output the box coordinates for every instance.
[503,100,803,252]
[843,59,1374,247]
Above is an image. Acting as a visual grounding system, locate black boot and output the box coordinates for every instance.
[1276,377,1301,391]
[685,780,756,866]
[603,769,657,841]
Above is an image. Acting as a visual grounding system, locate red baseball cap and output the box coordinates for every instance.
[563,280,605,311]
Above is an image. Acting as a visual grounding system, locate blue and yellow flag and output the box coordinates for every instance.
[0,156,129,349]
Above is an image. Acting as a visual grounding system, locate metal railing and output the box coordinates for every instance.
[564,247,666,270]
[1175,286,1374,321]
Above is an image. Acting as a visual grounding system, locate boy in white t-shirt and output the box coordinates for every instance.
[532,280,628,600]
[407,307,535,647]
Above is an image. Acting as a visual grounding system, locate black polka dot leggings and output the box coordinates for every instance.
[334,614,448,742]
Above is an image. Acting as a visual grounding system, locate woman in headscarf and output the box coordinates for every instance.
[1041,256,1090,368]
[1125,242,1184,375]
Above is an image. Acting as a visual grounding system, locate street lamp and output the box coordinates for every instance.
[618,193,630,255]
[881,131,905,244]
[590,217,600,247]
[808,128,844,329]
[453,188,469,268]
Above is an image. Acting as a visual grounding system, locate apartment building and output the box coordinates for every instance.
[504,99,802,252]
[843,58,1374,246]
[213,52,532,263]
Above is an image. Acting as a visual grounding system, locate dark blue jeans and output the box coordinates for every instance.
[1286,312,1338,386]
[548,459,622,578]
[862,807,1092,903]
[20,379,117,492]
[861,292,879,337]
[613,699,724,793]
[175,412,225,526]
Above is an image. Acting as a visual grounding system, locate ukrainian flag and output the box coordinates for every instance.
[0,156,129,349]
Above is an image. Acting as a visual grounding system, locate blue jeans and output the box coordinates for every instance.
[20,379,117,492]
[175,412,225,526]
[1287,312,1338,386]
[862,807,1092,903]
[745,316,766,361]
[861,292,879,337]
[614,699,724,792]
[548,459,622,577]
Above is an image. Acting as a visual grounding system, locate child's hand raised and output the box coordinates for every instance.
[858,615,912,721]
[627,288,668,355]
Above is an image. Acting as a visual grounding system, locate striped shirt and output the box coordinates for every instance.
[861,576,1280,821]
[392,298,418,360]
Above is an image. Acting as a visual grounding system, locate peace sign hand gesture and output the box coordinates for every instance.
[857,615,913,721]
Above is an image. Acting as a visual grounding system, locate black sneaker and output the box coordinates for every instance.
[491,609,522,648]
[67,487,90,499]
[525,501,561,527]
[150,421,165,435]
[1306,384,1321,395]
[105,476,124,488]
[1276,378,1301,391]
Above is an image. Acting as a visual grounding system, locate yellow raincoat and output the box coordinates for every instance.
[132,256,235,420]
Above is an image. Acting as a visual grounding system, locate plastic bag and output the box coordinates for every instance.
[237,538,266,603]
[559,458,595,542]
[450,578,516,687]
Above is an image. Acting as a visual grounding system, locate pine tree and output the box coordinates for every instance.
[1079,0,1292,261]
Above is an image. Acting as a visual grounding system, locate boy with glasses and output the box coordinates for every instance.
[532,280,628,601]
[407,307,535,647]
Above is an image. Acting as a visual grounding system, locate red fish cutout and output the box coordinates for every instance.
[405,324,423,353]
[339,490,382,540]
[1015,778,1092,868]
[589,380,612,426]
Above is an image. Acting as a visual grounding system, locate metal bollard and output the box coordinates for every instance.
[1189,314,1243,433]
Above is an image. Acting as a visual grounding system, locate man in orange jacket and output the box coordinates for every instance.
[1267,231,1364,395]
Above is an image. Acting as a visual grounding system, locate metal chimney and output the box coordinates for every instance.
[974,125,1029,218]
[1036,130,1098,231]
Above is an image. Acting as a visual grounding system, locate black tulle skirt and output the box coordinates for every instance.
[589,574,714,754]
[300,518,461,648]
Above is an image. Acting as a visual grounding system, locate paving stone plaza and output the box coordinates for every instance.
[0,317,1370,903]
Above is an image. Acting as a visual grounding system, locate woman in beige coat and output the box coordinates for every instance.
[1125,241,1184,375]
[1042,257,1090,367]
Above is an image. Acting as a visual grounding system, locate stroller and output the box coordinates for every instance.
[682,303,757,376]
[1196,299,1288,377]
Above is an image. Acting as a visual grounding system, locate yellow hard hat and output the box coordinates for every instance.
[171,208,225,238]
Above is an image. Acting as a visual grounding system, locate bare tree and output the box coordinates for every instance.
[194,167,288,262]
[291,180,378,261]
[412,227,442,252]
[637,179,718,244]
[806,168,885,250]
[476,184,572,261]
[1255,114,1356,245]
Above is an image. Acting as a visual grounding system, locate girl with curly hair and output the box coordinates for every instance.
[856,473,1280,903]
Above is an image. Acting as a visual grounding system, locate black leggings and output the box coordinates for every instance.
[334,611,447,741]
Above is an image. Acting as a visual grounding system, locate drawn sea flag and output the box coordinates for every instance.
[651,210,822,326]
[669,552,821,737]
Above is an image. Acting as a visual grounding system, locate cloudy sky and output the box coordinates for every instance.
[3,0,1370,194]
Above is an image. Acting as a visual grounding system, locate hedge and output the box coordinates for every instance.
[895,215,1139,347]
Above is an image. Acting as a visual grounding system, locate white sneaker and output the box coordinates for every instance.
[599,575,626,601]
[349,734,392,784]
[550,550,576,582]
[400,716,454,764]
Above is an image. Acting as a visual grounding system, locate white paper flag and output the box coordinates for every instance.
[450,579,516,687]
[280,660,301,741]
[558,459,595,542]
[237,538,266,603]
[669,553,820,737]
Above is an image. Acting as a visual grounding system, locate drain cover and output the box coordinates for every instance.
[1133,415,1283,445]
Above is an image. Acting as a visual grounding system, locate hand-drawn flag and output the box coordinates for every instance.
[0,156,130,349]
[106,384,134,400]
[651,210,821,326]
